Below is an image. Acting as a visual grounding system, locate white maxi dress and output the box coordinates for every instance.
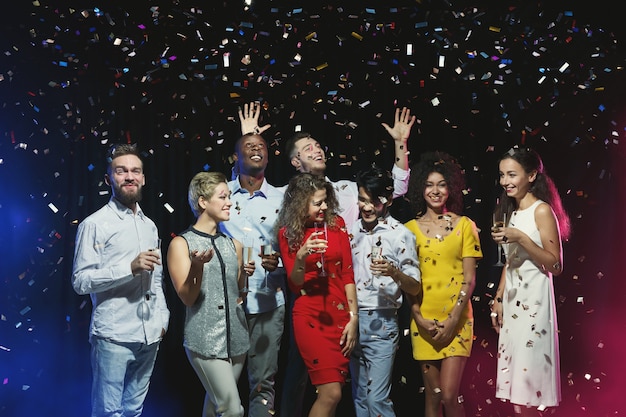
[496,199,561,408]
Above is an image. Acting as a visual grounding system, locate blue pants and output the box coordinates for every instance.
[349,309,399,417]
[90,337,160,417]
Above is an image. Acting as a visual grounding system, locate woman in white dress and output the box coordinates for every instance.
[490,147,571,417]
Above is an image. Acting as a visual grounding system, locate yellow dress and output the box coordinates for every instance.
[405,216,482,360]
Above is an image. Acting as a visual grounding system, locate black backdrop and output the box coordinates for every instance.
[1,1,625,416]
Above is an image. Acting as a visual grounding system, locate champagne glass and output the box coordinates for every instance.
[139,238,161,319]
[152,238,162,257]
[314,222,328,278]
[241,236,254,293]
[492,213,506,267]
[258,238,273,294]
[365,244,383,290]
[147,238,161,298]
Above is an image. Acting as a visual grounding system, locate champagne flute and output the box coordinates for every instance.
[139,238,161,319]
[258,238,273,294]
[492,213,506,267]
[365,244,383,290]
[314,222,328,278]
[147,238,161,298]
[241,236,254,293]
[152,238,162,257]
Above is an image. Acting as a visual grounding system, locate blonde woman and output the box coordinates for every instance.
[167,171,254,417]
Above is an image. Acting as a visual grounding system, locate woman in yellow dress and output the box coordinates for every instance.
[404,151,483,417]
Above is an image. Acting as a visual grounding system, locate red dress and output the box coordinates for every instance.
[279,218,354,385]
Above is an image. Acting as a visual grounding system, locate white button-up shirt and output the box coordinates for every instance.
[72,199,170,344]
[350,214,420,310]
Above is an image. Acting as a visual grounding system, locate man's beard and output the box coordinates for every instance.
[114,183,142,207]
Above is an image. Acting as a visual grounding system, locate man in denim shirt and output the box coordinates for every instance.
[72,144,170,417]
[220,102,286,417]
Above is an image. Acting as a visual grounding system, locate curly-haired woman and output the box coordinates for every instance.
[404,151,483,417]
[275,173,358,417]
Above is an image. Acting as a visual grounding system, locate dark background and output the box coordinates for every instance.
[1,1,625,416]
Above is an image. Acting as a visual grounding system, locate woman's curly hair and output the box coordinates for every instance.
[274,173,340,252]
[406,151,466,217]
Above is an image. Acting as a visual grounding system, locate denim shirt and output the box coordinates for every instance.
[72,198,170,344]
[220,177,286,314]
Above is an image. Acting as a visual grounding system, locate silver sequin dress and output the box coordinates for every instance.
[180,228,249,358]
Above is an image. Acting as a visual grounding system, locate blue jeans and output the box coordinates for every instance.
[90,337,160,417]
[349,309,399,417]
[246,305,285,417]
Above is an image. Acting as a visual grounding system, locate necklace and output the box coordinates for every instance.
[423,214,453,241]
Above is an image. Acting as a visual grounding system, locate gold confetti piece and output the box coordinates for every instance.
[351,32,363,41]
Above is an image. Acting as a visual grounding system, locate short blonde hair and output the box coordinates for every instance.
[188,171,227,217]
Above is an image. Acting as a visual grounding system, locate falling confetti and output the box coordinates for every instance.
[0,1,624,416]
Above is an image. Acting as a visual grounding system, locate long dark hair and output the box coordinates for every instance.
[494,147,571,240]
[406,151,466,217]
